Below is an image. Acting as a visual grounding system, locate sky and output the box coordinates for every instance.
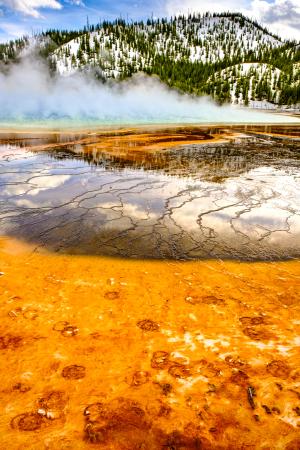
[0,0,299,42]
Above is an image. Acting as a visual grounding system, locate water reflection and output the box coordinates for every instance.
[0,126,299,260]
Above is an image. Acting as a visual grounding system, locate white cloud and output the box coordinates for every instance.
[165,0,248,16]
[28,174,71,195]
[165,0,300,40]
[66,0,84,4]
[0,21,28,40]
[249,0,300,39]
[0,0,62,18]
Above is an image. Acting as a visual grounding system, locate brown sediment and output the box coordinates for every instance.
[0,236,299,448]
[1,124,298,163]
[0,128,232,154]
[245,131,300,139]
[79,129,231,155]
[232,125,300,139]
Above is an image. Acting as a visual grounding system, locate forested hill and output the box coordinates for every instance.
[0,13,299,107]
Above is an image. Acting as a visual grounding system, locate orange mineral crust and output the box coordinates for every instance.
[0,237,299,449]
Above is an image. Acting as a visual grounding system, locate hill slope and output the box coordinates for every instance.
[1,13,299,107]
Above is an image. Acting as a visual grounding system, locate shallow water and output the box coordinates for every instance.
[0,125,300,449]
[0,126,299,260]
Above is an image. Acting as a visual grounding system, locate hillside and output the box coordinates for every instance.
[0,13,299,107]
[204,62,300,106]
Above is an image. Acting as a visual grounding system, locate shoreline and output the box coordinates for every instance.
[0,119,300,134]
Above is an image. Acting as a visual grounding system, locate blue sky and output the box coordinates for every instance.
[0,0,299,42]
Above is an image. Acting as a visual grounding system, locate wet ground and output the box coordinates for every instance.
[0,238,300,449]
[0,125,300,449]
[0,126,299,260]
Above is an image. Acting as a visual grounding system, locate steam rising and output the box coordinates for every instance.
[0,58,297,125]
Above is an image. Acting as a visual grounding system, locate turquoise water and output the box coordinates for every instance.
[0,110,299,130]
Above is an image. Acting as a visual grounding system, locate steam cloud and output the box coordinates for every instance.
[0,57,296,125]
